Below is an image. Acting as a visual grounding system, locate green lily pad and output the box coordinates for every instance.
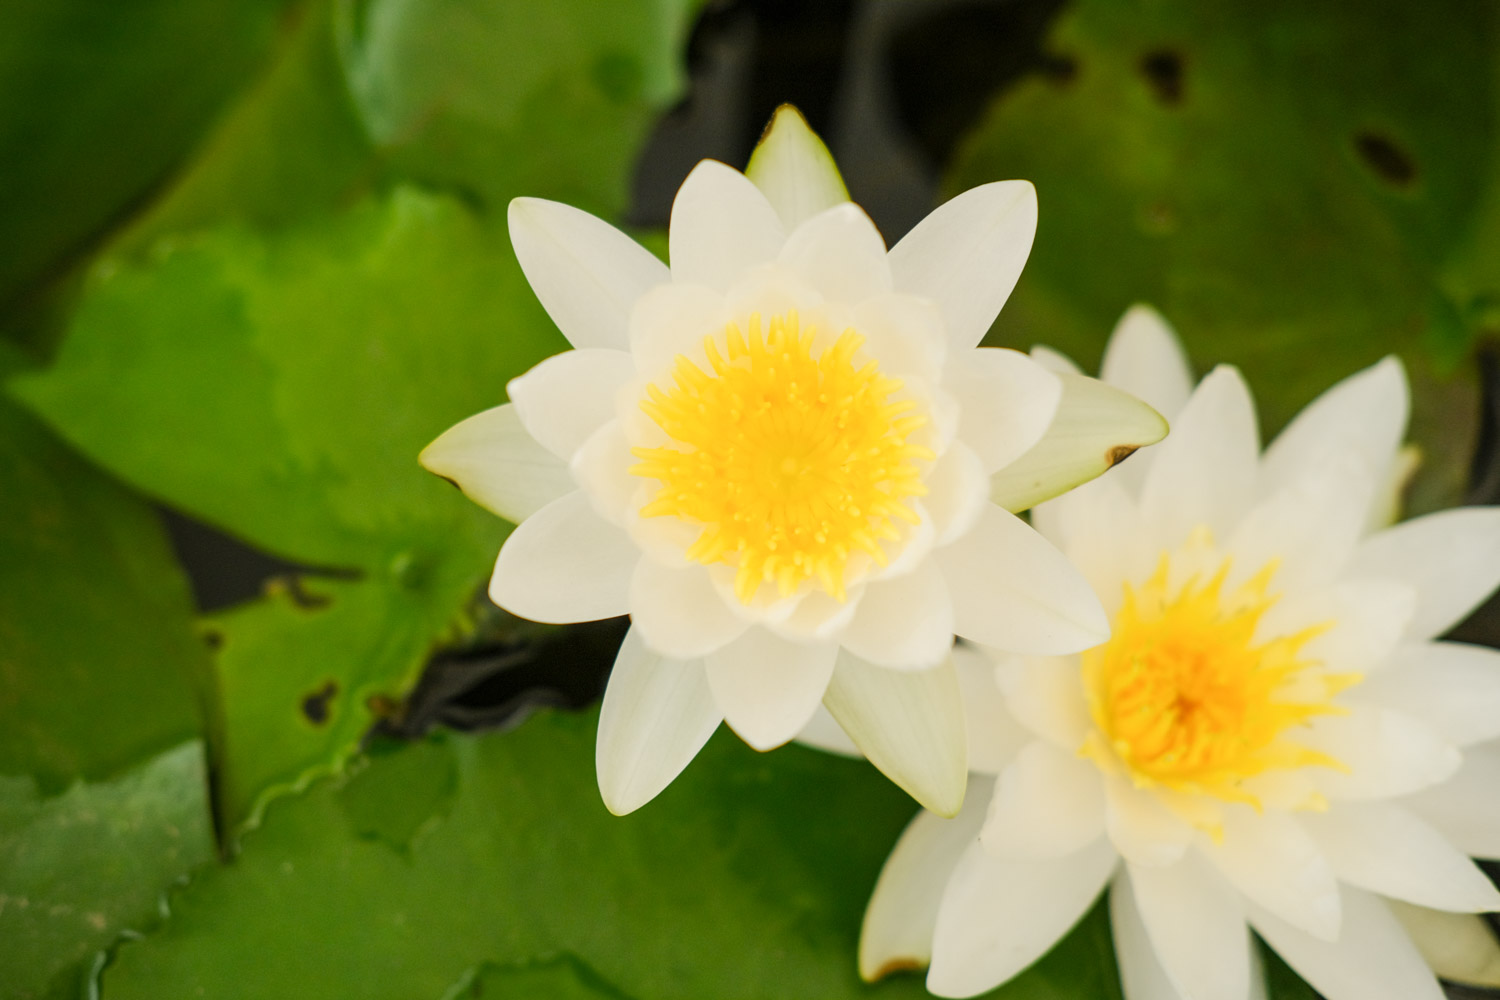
[97,711,1126,1000]
[0,741,214,1000]
[951,0,1497,510]
[0,397,204,789]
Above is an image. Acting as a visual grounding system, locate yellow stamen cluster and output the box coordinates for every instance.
[630,311,931,604]
[1081,537,1360,808]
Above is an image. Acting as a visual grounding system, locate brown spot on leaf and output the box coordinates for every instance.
[301,680,338,725]
[1107,444,1141,467]
[1354,131,1417,187]
[1140,49,1184,104]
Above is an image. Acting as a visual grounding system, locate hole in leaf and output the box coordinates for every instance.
[1140,49,1184,105]
[1353,131,1418,187]
[302,680,339,726]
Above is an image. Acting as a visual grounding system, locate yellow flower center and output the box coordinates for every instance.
[630,311,932,604]
[1080,532,1359,808]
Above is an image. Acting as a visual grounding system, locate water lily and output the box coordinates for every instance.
[420,107,1164,817]
[861,306,1500,1000]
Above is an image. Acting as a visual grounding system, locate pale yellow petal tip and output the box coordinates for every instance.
[745,104,850,228]
[859,953,930,984]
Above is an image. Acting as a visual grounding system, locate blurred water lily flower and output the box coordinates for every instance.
[420,107,1165,817]
[860,305,1500,1000]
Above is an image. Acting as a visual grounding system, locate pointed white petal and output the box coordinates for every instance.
[981,740,1104,859]
[1038,475,1149,616]
[1100,305,1194,420]
[1347,507,1500,640]
[990,372,1168,514]
[1248,887,1444,1000]
[994,654,1093,751]
[923,442,988,546]
[669,160,786,291]
[489,490,637,623]
[627,281,726,377]
[940,505,1109,654]
[1202,809,1341,940]
[1128,855,1251,1000]
[1357,642,1500,746]
[778,202,891,304]
[1261,357,1408,501]
[628,559,748,659]
[704,629,837,750]
[854,293,948,384]
[888,180,1037,351]
[1029,344,1083,375]
[1138,366,1259,548]
[952,644,1030,773]
[840,562,955,669]
[596,628,721,815]
[860,778,992,981]
[1111,868,1191,1000]
[744,104,850,231]
[1387,900,1500,989]
[945,348,1061,473]
[570,419,639,526]
[1103,775,1192,868]
[1262,577,1415,674]
[419,404,573,522]
[1403,744,1500,858]
[1305,707,1460,800]
[928,837,1117,998]
[508,197,669,350]
[1301,801,1500,912]
[507,348,637,460]
[825,650,967,815]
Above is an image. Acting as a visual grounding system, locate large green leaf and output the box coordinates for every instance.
[0,398,204,789]
[10,189,557,831]
[98,713,1126,1000]
[0,0,290,321]
[0,741,214,1000]
[950,0,1498,511]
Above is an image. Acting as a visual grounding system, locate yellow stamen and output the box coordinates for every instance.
[630,311,931,604]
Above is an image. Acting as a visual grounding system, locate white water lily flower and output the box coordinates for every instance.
[420,107,1164,817]
[861,305,1500,1000]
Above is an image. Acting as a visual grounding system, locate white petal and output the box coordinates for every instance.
[888,180,1038,351]
[952,644,1030,774]
[764,586,860,642]
[1249,887,1444,1000]
[944,347,1062,473]
[824,650,968,816]
[1301,801,1500,912]
[1305,707,1460,800]
[1040,475,1149,618]
[596,628,721,815]
[704,629,837,750]
[1357,641,1500,746]
[1387,899,1500,989]
[840,561,955,669]
[1103,776,1192,868]
[924,443,988,546]
[1111,868,1190,1000]
[940,505,1109,654]
[994,654,1093,750]
[507,348,637,460]
[570,419,638,525]
[489,490,637,623]
[1201,808,1341,940]
[860,778,993,981]
[669,160,786,291]
[627,281,726,378]
[778,202,891,304]
[508,197,669,350]
[419,404,573,522]
[1261,578,1415,673]
[853,293,947,385]
[1100,305,1195,420]
[1403,744,1500,859]
[1261,356,1408,501]
[990,371,1168,514]
[1128,855,1251,1000]
[1347,507,1500,640]
[928,836,1117,998]
[628,559,748,659]
[981,740,1104,859]
[1138,366,1259,549]
[1029,344,1083,375]
[743,104,850,231]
